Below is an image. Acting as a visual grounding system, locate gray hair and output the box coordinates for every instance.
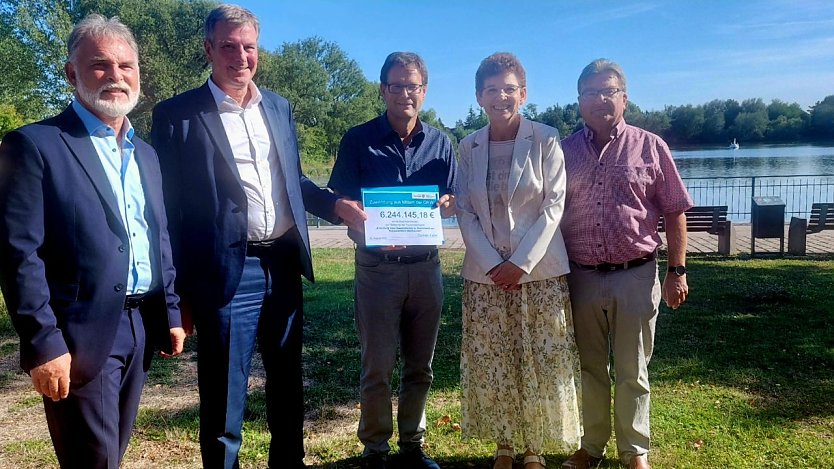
[577,58,627,93]
[67,14,138,63]
[204,4,260,43]
[380,52,428,85]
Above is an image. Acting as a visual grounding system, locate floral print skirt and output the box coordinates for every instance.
[460,276,582,453]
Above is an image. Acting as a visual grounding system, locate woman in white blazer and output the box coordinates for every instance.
[456,53,582,469]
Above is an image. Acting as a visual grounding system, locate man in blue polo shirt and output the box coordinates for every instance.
[328,51,457,469]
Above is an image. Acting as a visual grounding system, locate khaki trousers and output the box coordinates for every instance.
[566,260,660,463]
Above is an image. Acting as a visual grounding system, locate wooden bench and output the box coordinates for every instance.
[659,205,736,254]
[788,202,834,255]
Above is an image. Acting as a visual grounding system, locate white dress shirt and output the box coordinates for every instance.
[208,78,293,241]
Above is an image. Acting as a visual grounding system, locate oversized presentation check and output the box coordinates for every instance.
[361,186,444,246]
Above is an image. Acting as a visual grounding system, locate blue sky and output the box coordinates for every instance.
[238,0,834,125]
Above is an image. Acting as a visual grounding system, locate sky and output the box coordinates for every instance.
[237,0,834,125]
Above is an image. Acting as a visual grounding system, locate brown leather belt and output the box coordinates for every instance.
[574,250,656,272]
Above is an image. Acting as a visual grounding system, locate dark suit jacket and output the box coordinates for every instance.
[0,106,181,386]
[150,82,339,309]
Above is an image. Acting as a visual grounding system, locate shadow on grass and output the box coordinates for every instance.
[653,258,834,422]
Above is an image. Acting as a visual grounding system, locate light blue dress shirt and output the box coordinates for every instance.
[72,100,153,295]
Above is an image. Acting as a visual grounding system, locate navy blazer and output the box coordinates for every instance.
[151,83,339,309]
[0,106,181,386]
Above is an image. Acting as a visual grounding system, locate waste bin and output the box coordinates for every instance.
[751,196,785,254]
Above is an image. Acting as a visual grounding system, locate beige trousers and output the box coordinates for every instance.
[566,260,660,464]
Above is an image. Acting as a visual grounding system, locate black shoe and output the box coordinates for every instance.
[361,451,389,469]
[398,446,441,469]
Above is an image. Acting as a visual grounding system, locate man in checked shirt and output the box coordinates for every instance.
[559,59,693,469]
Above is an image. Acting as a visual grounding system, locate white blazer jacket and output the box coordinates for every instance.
[456,117,570,284]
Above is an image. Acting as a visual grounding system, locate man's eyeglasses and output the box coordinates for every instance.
[579,87,623,100]
[482,85,522,97]
[385,83,424,95]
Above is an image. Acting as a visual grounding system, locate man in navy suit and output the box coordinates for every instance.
[0,14,185,468]
[151,4,364,468]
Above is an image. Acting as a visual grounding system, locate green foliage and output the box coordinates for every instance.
[0,15,48,120]
[451,106,488,141]
[626,102,671,137]
[670,105,705,142]
[535,102,582,138]
[420,108,458,145]
[0,103,26,138]
[2,0,831,160]
[256,37,385,166]
[810,95,834,140]
[74,0,217,136]
[1,0,75,118]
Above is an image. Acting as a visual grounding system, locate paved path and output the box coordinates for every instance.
[308,225,834,256]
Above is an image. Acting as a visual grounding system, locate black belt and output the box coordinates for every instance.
[124,293,149,309]
[364,249,438,264]
[247,238,278,258]
[574,250,656,272]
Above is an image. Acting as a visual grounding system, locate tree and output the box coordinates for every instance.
[809,95,834,140]
[0,103,26,138]
[766,115,806,142]
[767,99,807,121]
[723,99,742,134]
[521,103,538,121]
[731,111,769,142]
[699,100,727,143]
[0,0,75,117]
[534,103,581,137]
[669,105,705,143]
[75,0,217,135]
[625,102,671,137]
[740,97,767,114]
[420,108,457,146]
[452,106,488,142]
[256,38,385,164]
[1,0,217,134]
[0,12,48,121]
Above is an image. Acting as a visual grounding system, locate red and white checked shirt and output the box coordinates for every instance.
[560,119,693,265]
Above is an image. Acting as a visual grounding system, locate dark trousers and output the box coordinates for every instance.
[195,236,305,469]
[43,306,147,469]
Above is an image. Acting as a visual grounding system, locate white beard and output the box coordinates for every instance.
[76,82,140,119]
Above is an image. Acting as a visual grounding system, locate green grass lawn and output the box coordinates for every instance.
[1,250,833,468]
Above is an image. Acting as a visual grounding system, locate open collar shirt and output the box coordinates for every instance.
[560,119,693,265]
[328,113,457,254]
[207,78,293,241]
[72,99,153,294]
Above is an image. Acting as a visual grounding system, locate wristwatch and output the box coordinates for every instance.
[668,265,687,276]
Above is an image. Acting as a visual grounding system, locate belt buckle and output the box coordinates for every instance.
[124,295,143,309]
[594,263,615,272]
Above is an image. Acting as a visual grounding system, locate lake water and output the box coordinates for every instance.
[672,144,834,178]
[670,144,834,221]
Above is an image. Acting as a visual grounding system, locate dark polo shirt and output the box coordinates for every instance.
[328,112,457,255]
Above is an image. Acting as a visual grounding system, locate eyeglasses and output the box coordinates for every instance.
[482,85,522,97]
[579,87,623,100]
[384,83,424,95]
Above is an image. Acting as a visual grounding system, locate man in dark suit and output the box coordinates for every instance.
[0,14,185,468]
[150,4,364,468]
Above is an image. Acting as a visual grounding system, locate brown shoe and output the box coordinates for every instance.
[628,454,650,469]
[562,448,602,469]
